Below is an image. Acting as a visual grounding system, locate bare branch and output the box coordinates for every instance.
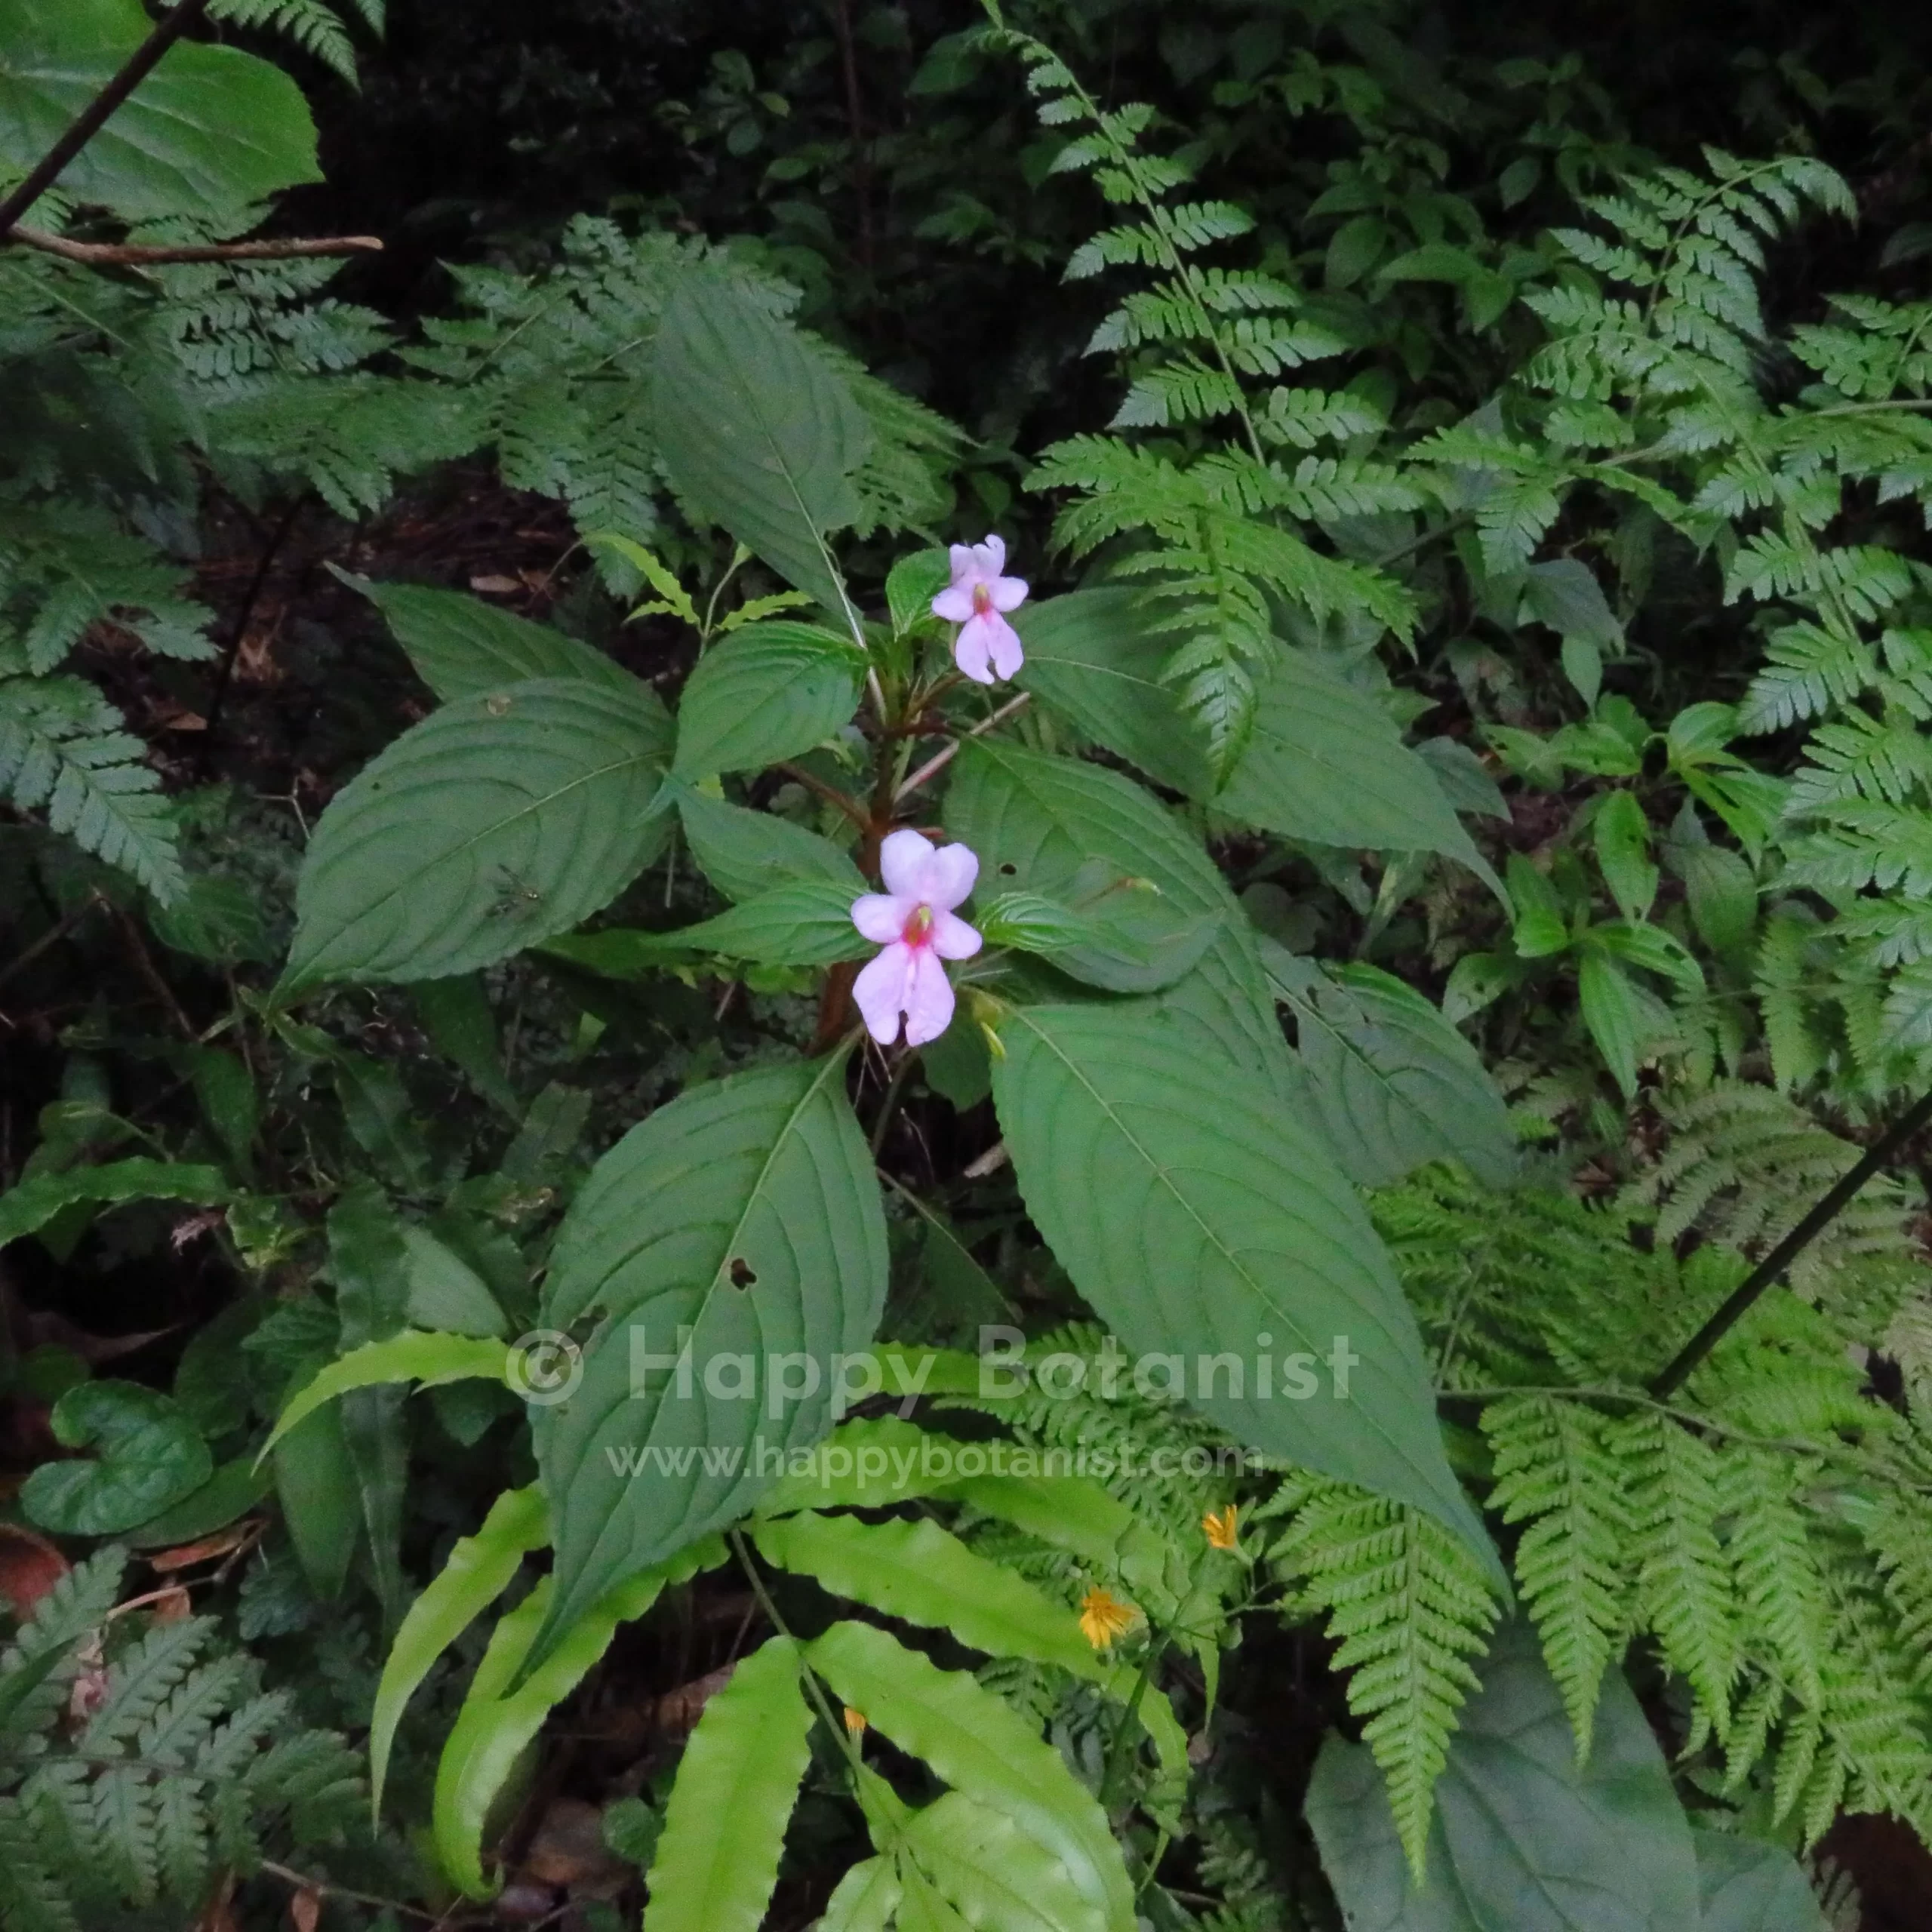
[6,225,383,267]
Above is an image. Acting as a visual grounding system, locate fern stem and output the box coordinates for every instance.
[1650,1083,1932,1397]
[0,0,217,233]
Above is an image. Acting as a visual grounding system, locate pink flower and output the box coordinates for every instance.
[931,535,1027,685]
[851,829,983,1047]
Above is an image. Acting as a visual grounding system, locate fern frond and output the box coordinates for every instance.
[205,0,365,82]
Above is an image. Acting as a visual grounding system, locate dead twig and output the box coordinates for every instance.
[6,225,383,267]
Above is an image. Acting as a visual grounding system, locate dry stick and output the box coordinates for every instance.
[1648,1083,1932,1398]
[0,0,218,234]
[894,691,1032,803]
[7,225,382,266]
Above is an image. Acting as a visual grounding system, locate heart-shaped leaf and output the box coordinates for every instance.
[22,1382,213,1536]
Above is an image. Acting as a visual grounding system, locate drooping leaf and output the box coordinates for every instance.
[1693,1832,1829,1932]
[643,1635,813,1932]
[1265,952,1518,1188]
[1014,589,1213,798]
[20,1383,212,1536]
[673,622,864,778]
[0,1158,227,1247]
[1593,791,1659,924]
[807,1620,1136,1932]
[369,1484,548,1817]
[1217,651,1494,880]
[902,1792,1110,1932]
[0,0,321,220]
[274,1403,359,1599]
[650,269,872,637]
[1577,948,1662,1099]
[261,1332,512,1459]
[943,738,1287,1086]
[677,787,864,903]
[752,1512,1100,1677]
[992,1002,1502,1587]
[343,577,637,702]
[543,876,871,974]
[281,677,673,991]
[1306,1620,1700,1932]
[532,1055,888,1654]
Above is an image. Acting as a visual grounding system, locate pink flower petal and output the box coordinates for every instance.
[854,943,916,1044]
[974,534,1006,577]
[923,842,979,912]
[947,542,979,582]
[878,828,937,900]
[851,894,914,943]
[985,613,1025,680]
[902,947,957,1045]
[931,909,983,960]
[989,574,1029,614]
[931,583,975,623]
[953,614,996,685]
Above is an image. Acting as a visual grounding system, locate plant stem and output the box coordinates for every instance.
[1648,1083,1932,1398]
[197,494,305,777]
[0,0,218,234]
[894,691,1032,802]
[6,226,381,266]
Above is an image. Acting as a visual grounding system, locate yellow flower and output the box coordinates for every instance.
[1078,1587,1139,1651]
[1202,1505,1239,1552]
[843,1707,868,1736]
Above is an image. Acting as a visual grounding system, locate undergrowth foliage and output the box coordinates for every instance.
[4,3,1932,1930]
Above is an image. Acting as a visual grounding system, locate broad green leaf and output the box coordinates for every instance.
[261,1332,512,1459]
[1306,1620,1701,1931]
[1507,854,1570,958]
[1014,589,1212,798]
[1217,652,1494,881]
[992,1003,1502,1589]
[644,1635,813,1932]
[976,890,1101,955]
[677,787,863,903]
[888,547,952,635]
[944,739,1287,1084]
[1674,842,1759,955]
[370,1484,548,1817]
[808,1620,1136,1932]
[1577,949,1654,1098]
[903,1792,1109,1932]
[20,1383,212,1536]
[1524,558,1623,651]
[752,1414,949,1515]
[122,1455,271,1549]
[673,621,863,777]
[651,269,872,637]
[435,1543,721,1896]
[281,677,673,991]
[1693,1833,1829,1932]
[752,1512,1099,1676]
[1592,791,1658,922]
[532,1056,888,1652]
[822,1855,903,1932]
[275,1404,358,1599]
[1265,952,1517,1189]
[543,877,869,974]
[343,577,635,701]
[0,1158,227,1247]
[402,1226,509,1337]
[0,0,319,220]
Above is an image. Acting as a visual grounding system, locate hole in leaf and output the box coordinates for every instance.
[728,1257,757,1288]
[998,862,1017,875]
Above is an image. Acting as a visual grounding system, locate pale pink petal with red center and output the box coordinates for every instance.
[931,582,976,623]
[989,575,1029,613]
[851,894,915,944]
[953,618,995,684]
[853,942,918,1044]
[931,910,983,960]
[922,841,979,911]
[902,948,957,1045]
[878,828,939,900]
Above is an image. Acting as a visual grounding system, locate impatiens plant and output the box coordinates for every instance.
[851,829,984,1047]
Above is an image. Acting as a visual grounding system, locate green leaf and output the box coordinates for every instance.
[888,548,953,635]
[122,1455,271,1549]
[21,1382,212,1537]
[402,1226,509,1337]
[992,1001,1502,1589]
[1577,949,1660,1098]
[532,1055,887,1653]
[1267,954,1518,1188]
[1014,589,1213,798]
[752,1512,1100,1677]
[823,1856,903,1932]
[976,891,1100,955]
[944,739,1287,1085]
[677,786,864,903]
[543,876,870,973]
[1593,791,1658,923]
[0,0,321,220]
[1306,1620,1701,1932]
[411,975,518,1115]
[261,1332,512,1459]
[1693,1833,1829,1932]
[343,577,637,702]
[1524,558,1623,651]
[370,1484,548,1817]
[1507,856,1570,958]
[435,1543,721,1896]
[1675,843,1758,955]
[651,269,872,638]
[903,1792,1110,1932]
[673,622,863,778]
[0,1158,227,1247]
[1217,652,1494,879]
[643,1635,813,1932]
[586,534,701,629]
[807,1620,1136,1932]
[281,676,673,991]
[275,1403,359,1600]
